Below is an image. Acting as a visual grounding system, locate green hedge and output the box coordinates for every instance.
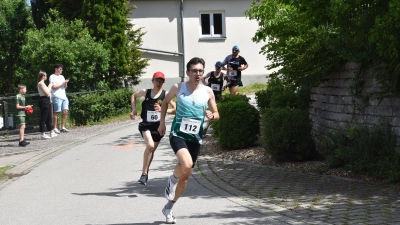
[320,125,400,183]
[69,88,134,125]
[255,78,310,113]
[262,108,316,162]
[211,94,259,150]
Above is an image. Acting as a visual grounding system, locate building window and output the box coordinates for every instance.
[200,12,225,38]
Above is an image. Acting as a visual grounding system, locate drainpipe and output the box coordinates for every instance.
[180,0,185,82]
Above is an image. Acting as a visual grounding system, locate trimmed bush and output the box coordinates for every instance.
[212,96,259,150]
[320,124,400,183]
[70,88,134,125]
[255,78,310,113]
[262,108,316,161]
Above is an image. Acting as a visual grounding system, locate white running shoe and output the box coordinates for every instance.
[50,132,58,138]
[165,175,177,201]
[162,206,177,224]
[53,128,60,134]
[41,134,51,139]
[60,127,70,132]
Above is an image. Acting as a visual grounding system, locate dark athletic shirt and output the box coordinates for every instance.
[222,55,247,81]
[140,89,166,122]
[208,71,225,96]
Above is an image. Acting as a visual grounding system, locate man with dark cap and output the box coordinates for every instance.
[201,61,230,101]
[221,45,249,95]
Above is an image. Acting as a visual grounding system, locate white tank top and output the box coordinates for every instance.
[37,82,47,97]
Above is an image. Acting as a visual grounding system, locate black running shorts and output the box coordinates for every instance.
[228,79,243,87]
[170,136,200,168]
[138,121,164,142]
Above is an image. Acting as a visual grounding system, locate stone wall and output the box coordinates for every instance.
[309,63,400,148]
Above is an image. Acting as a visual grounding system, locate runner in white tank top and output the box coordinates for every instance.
[158,57,219,224]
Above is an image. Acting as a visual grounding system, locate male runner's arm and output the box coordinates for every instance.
[220,55,230,71]
[130,89,146,120]
[166,96,176,115]
[202,72,211,86]
[238,58,248,71]
[239,64,248,71]
[154,91,176,115]
[158,84,179,136]
[223,74,231,91]
[206,87,220,121]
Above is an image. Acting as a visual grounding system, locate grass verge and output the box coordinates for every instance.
[222,82,268,95]
[0,166,12,180]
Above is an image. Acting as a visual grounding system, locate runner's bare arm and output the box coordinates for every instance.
[155,91,176,114]
[202,72,211,86]
[166,96,176,115]
[158,83,179,135]
[239,63,249,71]
[206,87,219,121]
[130,89,146,120]
[223,74,231,90]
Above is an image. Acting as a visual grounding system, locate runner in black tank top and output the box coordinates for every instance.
[201,61,230,101]
[130,72,176,185]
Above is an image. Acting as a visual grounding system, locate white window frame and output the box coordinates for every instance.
[199,11,226,39]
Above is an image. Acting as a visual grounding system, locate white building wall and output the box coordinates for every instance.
[129,0,273,90]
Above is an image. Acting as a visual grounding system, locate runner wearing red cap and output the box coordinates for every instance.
[130,71,176,185]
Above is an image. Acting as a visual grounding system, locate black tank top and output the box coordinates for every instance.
[208,71,224,95]
[140,89,166,122]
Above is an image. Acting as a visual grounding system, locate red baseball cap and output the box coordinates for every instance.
[153,71,165,80]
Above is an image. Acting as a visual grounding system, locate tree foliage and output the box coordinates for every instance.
[48,0,83,21]
[0,0,33,94]
[81,0,149,88]
[246,0,400,95]
[30,0,52,29]
[18,10,110,91]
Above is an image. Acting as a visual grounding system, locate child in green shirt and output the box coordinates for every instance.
[16,84,33,147]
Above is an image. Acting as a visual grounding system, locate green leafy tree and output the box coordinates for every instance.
[245,0,343,87]
[18,10,110,91]
[81,0,149,88]
[0,0,33,94]
[30,0,53,29]
[48,0,83,21]
[246,0,400,96]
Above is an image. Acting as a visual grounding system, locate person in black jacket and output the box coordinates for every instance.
[130,72,176,185]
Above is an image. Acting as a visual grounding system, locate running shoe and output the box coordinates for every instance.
[50,132,58,138]
[53,128,60,134]
[60,127,70,132]
[165,175,177,201]
[138,174,148,185]
[162,206,177,224]
[19,140,30,147]
[41,134,51,139]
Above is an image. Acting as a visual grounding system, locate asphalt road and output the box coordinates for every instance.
[0,114,285,225]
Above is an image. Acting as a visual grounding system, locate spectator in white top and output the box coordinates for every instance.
[49,64,70,133]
